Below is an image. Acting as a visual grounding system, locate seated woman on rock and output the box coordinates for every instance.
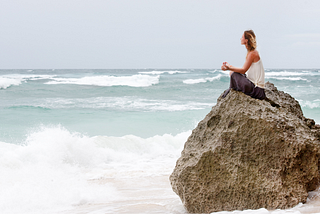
[221,30,266,100]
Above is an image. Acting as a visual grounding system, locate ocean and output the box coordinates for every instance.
[0,69,320,214]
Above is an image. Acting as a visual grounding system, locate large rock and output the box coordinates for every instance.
[170,82,320,213]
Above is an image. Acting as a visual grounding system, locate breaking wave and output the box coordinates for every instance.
[45,74,160,87]
[0,125,189,214]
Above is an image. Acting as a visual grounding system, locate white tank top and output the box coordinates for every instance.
[246,60,265,88]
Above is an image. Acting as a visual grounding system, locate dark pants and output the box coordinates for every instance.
[223,72,266,100]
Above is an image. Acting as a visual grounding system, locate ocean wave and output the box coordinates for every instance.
[7,105,51,110]
[8,97,214,111]
[183,74,223,84]
[0,77,22,89]
[0,126,119,213]
[0,125,189,213]
[299,100,320,109]
[3,74,56,80]
[0,74,56,89]
[219,70,230,75]
[266,77,309,81]
[138,70,189,75]
[45,74,159,87]
[265,71,319,77]
[208,69,218,73]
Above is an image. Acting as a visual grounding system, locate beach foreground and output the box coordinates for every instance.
[58,176,320,214]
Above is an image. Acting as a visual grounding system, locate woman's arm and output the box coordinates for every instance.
[222,51,256,74]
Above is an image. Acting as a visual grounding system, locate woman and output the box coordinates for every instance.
[221,30,266,100]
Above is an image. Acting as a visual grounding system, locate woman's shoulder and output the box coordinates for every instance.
[248,50,260,62]
[248,50,259,56]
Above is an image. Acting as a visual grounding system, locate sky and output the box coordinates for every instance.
[1,0,320,69]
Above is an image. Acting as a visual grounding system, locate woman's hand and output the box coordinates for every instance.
[221,62,231,71]
[221,62,234,76]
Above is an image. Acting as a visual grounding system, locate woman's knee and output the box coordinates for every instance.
[230,72,242,78]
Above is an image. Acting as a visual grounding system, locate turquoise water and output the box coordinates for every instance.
[2,69,319,143]
[0,69,221,143]
[0,69,320,214]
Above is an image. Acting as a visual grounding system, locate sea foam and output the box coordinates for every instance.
[183,74,223,85]
[138,70,189,75]
[45,74,160,87]
[0,74,56,89]
[266,77,308,81]
[0,126,119,214]
[299,100,320,109]
[0,125,189,214]
[18,97,214,111]
[265,71,319,77]
[0,77,22,89]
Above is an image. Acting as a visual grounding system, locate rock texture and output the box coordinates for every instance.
[170,82,320,213]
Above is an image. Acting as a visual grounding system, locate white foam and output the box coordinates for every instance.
[0,74,56,89]
[265,71,317,77]
[134,100,213,111]
[183,78,207,84]
[267,77,308,81]
[0,77,23,89]
[219,70,230,75]
[183,74,223,84]
[299,100,320,109]
[0,127,119,213]
[213,201,320,214]
[0,125,189,213]
[13,97,214,111]
[4,74,56,80]
[209,69,218,73]
[138,70,188,75]
[45,74,159,87]
[214,208,304,214]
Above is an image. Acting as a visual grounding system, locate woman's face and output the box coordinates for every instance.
[240,33,247,45]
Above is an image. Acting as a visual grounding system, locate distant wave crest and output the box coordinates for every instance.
[183,74,223,84]
[138,70,189,75]
[0,74,56,89]
[8,97,214,111]
[45,74,160,87]
[267,77,308,81]
[265,70,320,77]
[0,77,22,89]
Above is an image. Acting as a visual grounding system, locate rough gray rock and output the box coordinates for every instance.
[170,82,320,213]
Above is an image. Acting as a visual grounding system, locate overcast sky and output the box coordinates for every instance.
[1,0,320,69]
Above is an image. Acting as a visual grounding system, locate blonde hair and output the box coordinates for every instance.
[244,30,257,52]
